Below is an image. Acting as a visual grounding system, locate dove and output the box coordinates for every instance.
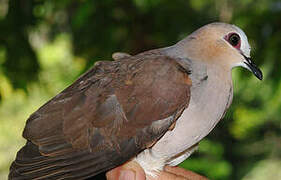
[9,22,262,180]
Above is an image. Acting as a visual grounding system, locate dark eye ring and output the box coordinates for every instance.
[228,33,240,47]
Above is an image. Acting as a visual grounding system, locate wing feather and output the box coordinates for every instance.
[9,52,191,179]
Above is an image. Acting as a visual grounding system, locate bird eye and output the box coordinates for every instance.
[228,33,240,47]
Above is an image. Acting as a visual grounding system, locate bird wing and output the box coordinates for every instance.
[112,52,131,60]
[9,52,192,180]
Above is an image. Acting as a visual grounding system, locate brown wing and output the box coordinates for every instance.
[112,52,131,60]
[9,52,191,180]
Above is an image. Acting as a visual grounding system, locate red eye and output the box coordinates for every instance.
[225,33,241,49]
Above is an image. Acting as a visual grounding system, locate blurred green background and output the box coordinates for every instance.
[0,0,280,179]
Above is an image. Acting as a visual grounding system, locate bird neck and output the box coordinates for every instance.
[162,44,233,86]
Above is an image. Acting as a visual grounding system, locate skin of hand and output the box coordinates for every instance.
[106,161,208,180]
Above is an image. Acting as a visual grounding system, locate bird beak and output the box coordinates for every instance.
[242,54,263,80]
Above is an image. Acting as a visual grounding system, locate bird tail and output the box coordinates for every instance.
[8,141,116,180]
[9,139,140,180]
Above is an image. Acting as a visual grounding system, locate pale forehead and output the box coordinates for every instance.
[231,25,251,57]
[199,22,251,57]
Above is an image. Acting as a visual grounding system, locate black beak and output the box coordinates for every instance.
[242,54,263,80]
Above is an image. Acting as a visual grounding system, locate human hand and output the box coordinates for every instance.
[106,161,208,180]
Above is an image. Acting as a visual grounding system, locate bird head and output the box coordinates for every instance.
[180,22,263,80]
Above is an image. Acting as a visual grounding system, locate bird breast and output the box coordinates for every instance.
[135,64,233,175]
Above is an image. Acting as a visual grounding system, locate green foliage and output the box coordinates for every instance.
[180,140,232,179]
[0,0,280,179]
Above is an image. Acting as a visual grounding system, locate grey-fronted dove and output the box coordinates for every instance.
[9,22,262,180]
